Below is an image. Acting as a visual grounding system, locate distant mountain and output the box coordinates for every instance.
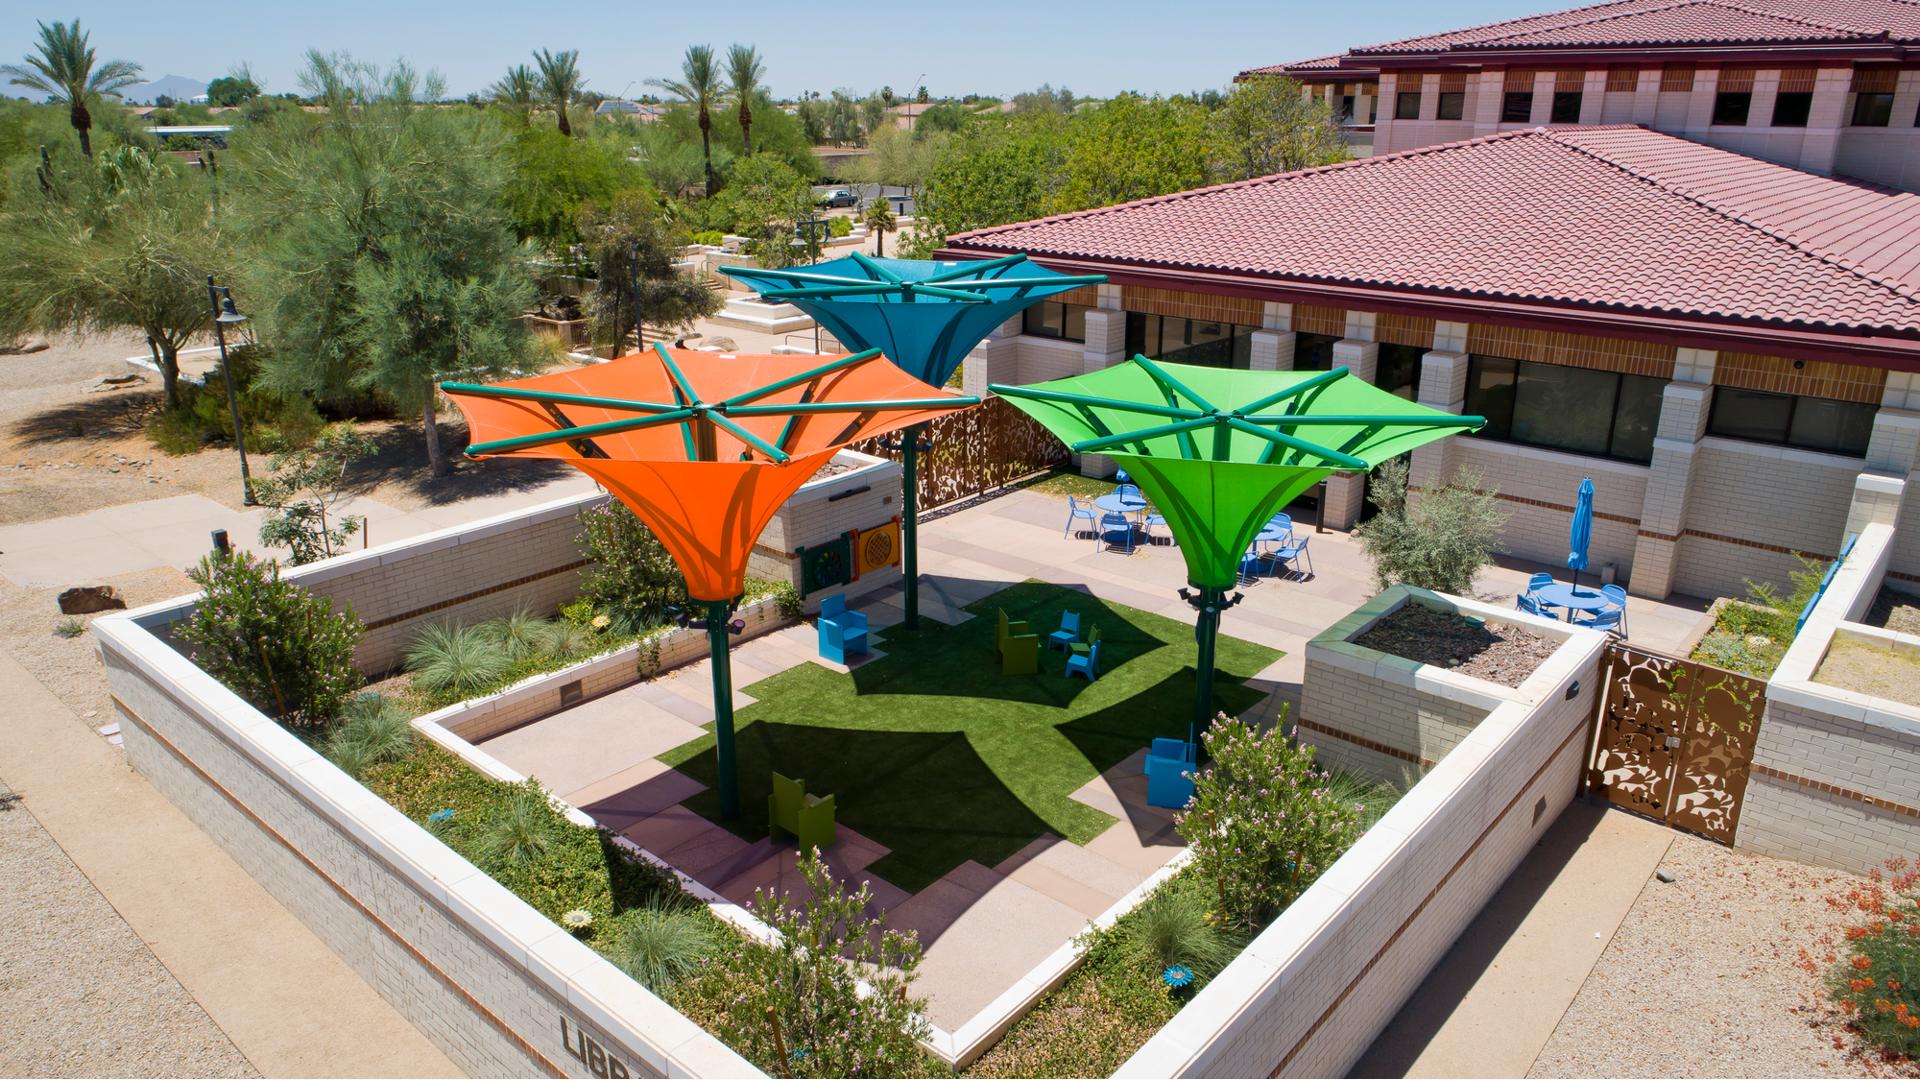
[120,75,208,105]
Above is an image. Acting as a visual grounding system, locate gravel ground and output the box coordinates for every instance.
[1815,636,1920,706]
[1530,834,1913,1078]
[1354,603,1560,687]
[1865,588,1920,637]
[0,782,257,1078]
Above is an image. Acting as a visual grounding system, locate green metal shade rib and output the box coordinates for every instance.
[919,252,1028,282]
[464,409,699,456]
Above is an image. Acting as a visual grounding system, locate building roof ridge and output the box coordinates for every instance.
[1540,126,1919,300]
[1346,0,1669,53]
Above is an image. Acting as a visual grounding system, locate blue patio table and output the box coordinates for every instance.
[1532,582,1611,620]
[1094,492,1149,516]
[1254,523,1291,548]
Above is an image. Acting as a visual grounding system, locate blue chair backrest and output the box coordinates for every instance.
[1528,572,1554,591]
[1602,584,1627,608]
[1068,494,1088,513]
[1270,513,1293,532]
[1059,610,1081,634]
[1088,640,1102,667]
[1516,594,1543,616]
[1587,608,1621,630]
[820,593,846,620]
[1101,511,1130,527]
[1117,483,1142,500]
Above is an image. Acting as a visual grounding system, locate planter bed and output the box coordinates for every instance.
[1352,602,1557,688]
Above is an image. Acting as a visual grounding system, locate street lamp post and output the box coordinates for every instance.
[206,276,254,505]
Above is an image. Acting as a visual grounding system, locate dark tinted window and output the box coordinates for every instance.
[1375,343,1424,400]
[1465,355,1665,463]
[1395,91,1422,120]
[1709,387,1875,455]
[1550,91,1582,123]
[1024,301,1089,343]
[1437,91,1466,120]
[1853,92,1894,126]
[1772,91,1812,127]
[1712,91,1752,126]
[1502,91,1534,123]
[1123,312,1253,368]
[1294,332,1339,372]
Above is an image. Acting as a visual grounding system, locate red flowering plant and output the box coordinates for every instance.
[1826,858,1920,1060]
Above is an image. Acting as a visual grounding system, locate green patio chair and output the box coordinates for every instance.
[768,771,836,852]
[1069,624,1102,661]
[996,608,1040,675]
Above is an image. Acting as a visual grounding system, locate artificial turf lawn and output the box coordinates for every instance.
[658,579,1280,893]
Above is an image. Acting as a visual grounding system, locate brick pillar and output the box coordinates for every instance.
[1628,348,1715,598]
[1631,66,1660,125]
[1409,349,1468,493]
[1321,338,1380,531]
[1845,375,1920,534]
[1078,308,1128,478]
[1249,330,1295,371]
[1529,71,1555,124]
[1577,69,1607,124]
[1471,70,1505,136]
[961,315,1022,399]
[1682,67,1720,133]
[1798,66,1851,175]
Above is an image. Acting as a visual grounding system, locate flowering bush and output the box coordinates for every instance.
[1827,858,1920,1059]
[1176,708,1366,930]
[180,549,363,731]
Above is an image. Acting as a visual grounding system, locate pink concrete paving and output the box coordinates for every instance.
[477,484,1710,1032]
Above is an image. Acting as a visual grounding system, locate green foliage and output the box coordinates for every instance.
[650,45,723,194]
[1,19,143,158]
[0,142,222,408]
[1118,878,1247,987]
[485,607,558,663]
[689,228,723,246]
[532,48,585,137]
[718,152,813,266]
[697,851,932,1077]
[828,213,852,238]
[1178,708,1366,929]
[55,617,85,639]
[478,783,561,870]
[180,549,364,731]
[1826,861,1920,1059]
[1355,460,1508,596]
[205,73,261,107]
[404,623,511,699]
[501,125,636,258]
[144,353,326,457]
[1690,555,1827,677]
[609,900,716,993]
[861,194,898,257]
[231,52,542,477]
[576,187,719,352]
[252,422,375,564]
[577,500,688,629]
[321,692,415,779]
[1211,75,1351,179]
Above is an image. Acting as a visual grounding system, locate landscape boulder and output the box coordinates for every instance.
[58,586,126,615]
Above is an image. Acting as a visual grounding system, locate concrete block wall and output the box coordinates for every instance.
[1673,438,1858,599]
[1120,591,1606,1078]
[95,601,762,1080]
[1448,439,1647,580]
[748,452,903,613]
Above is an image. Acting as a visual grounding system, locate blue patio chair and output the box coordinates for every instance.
[1066,638,1102,681]
[1100,511,1138,554]
[1267,512,1294,537]
[1145,750,1195,809]
[1601,583,1629,637]
[1047,610,1082,652]
[1064,495,1099,540]
[1525,572,1561,615]
[1577,606,1626,638]
[1515,593,1549,618]
[1146,737,1196,772]
[1115,468,1130,484]
[1239,542,1274,579]
[817,593,868,664]
[1144,511,1169,544]
[1271,534,1314,578]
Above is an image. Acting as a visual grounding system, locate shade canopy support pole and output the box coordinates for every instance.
[902,424,924,629]
[1191,586,1225,746]
[706,599,739,819]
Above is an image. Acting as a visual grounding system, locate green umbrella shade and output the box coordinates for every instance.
[994,357,1483,589]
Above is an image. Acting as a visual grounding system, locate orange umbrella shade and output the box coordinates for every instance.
[441,345,976,602]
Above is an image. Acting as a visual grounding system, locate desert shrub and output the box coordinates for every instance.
[1120,877,1247,988]
[1825,858,1920,1058]
[828,214,852,237]
[321,692,415,778]
[1690,556,1829,677]
[577,501,687,630]
[1354,460,1507,596]
[146,351,327,457]
[698,851,932,1077]
[609,901,716,993]
[252,422,375,565]
[689,228,724,246]
[179,549,364,731]
[482,608,557,663]
[478,783,560,870]
[1177,707,1366,930]
[405,623,511,698]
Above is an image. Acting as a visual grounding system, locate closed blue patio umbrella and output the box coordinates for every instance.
[1568,477,1595,589]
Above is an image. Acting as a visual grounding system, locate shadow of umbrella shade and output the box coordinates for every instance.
[720,253,1106,629]
[440,345,976,817]
[993,356,1484,742]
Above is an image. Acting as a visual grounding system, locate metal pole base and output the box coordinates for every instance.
[707,600,739,819]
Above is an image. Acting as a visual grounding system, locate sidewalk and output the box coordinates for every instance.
[1350,800,1675,1078]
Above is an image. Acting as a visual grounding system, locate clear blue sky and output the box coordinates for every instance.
[7,2,1541,100]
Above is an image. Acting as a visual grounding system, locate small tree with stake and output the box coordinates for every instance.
[179,549,364,732]
[251,423,376,565]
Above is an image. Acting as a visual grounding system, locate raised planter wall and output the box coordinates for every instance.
[1745,521,1920,872]
[95,601,762,1080]
[748,450,903,614]
[1120,587,1608,1078]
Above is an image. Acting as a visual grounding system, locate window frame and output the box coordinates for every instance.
[1436,90,1466,120]
[1706,386,1876,457]
[1852,91,1894,127]
[1022,301,1090,343]
[1464,354,1666,464]
[1501,91,1535,123]
[1711,90,1752,126]
[1395,90,1422,120]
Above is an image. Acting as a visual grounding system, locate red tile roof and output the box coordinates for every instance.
[1241,0,1920,78]
[944,126,1920,338]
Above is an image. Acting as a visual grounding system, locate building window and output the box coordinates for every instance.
[1853,92,1894,126]
[1124,313,1253,369]
[1502,91,1534,123]
[1340,94,1355,123]
[1374,343,1423,400]
[1437,91,1465,120]
[1772,91,1813,127]
[1550,91,1582,123]
[1708,387,1875,456]
[1293,332,1339,371]
[1023,301,1089,343]
[1395,91,1422,120]
[1712,91,1752,126]
[1464,355,1666,463]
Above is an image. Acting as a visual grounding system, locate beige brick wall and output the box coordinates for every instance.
[1673,438,1857,599]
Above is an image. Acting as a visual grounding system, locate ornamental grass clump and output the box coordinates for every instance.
[321,693,415,778]
[610,900,715,993]
[180,549,364,731]
[1825,858,1920,1059]
[404,623,511,698]
[1121,878,1247,989]
[1177,708,1367,930]
[478,783,560,870]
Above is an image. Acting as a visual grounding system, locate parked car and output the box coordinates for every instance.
[817,188,857,208]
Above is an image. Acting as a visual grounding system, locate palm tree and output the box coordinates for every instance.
[532,48,584,137]
[490,64,537,120]
[2,20,142,159]
[725,44,764,157]
[650,45,720,195]
[863,196,896,258]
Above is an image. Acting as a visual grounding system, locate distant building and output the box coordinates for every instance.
[595,100,665,122]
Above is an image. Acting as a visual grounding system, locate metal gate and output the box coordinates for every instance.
[1586,641,1766,845]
